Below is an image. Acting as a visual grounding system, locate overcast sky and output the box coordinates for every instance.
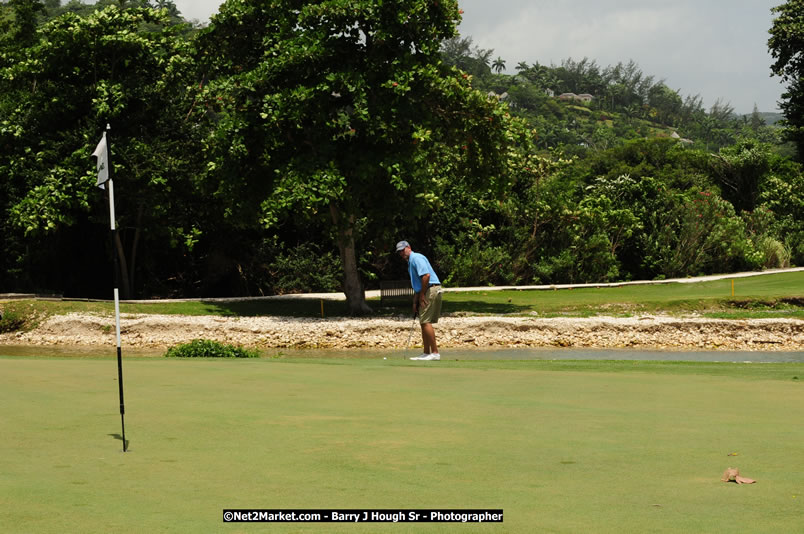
[171,0,785,114]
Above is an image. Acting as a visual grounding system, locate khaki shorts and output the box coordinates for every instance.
[418,285,443,324]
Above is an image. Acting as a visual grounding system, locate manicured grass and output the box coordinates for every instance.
[444,271,804,318]
[1,356,802,533]
[2,271,803,322]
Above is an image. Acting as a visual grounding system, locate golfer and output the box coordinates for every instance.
[396,240,443,361]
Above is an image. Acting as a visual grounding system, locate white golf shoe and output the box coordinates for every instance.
[410,353,440,361]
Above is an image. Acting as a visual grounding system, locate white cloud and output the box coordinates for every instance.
[171,0,224,23]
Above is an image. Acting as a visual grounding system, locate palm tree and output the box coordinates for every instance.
[492,57,506,74]
[475,47,493,69]
[154,0,181,17]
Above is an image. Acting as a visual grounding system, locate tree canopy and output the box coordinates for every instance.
[0,3,198,296]
[192,0,534,313]
[769,0,804,159]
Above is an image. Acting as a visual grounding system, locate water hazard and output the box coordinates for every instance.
[302,347,804,363]
[1,345,802,363]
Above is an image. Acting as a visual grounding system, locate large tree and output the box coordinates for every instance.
[769,0,804,159]
[193,0,531,314]
[0,5,197,296]
[1,0,45,46]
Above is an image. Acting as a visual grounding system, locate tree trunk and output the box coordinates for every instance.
[114,231,131,300]
[128,204,143,298]
[330,202,373,315]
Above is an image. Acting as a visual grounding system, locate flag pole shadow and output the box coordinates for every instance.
[108,433,130,452]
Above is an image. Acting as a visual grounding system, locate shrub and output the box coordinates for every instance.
[0,309,29,334]
[641,190,752,278]
[757,236,791,269]
[437,242,516,287]
[265,243,342,294]
[164,339,260,358]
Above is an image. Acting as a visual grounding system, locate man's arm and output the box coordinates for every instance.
[418,273,430,309]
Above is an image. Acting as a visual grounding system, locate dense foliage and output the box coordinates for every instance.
[769,0,804,159]
[0,1,200,298]
[0,1,801,311]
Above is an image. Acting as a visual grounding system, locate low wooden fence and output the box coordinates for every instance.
[379,280,413,307]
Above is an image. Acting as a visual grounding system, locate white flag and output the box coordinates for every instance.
[92,132,109,189]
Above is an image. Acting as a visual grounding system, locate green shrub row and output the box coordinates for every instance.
[164,339,260,358]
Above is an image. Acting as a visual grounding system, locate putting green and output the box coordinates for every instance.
[1,357,802,533]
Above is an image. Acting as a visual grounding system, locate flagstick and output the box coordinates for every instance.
[104,126,127,453]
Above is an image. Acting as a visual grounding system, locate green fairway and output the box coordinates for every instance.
[1,356,802,533]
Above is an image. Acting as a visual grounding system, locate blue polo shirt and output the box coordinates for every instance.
[408,251,440,293]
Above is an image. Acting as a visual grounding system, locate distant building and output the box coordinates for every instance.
[558,92,594,103]
[669,130,694,145]
[487,91,509,101]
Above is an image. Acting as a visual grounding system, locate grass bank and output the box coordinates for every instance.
[1,272,803,325]
[444,271,804,318]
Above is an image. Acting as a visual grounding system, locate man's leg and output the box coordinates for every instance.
[421,323,438,355]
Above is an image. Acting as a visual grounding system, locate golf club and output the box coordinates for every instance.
[404,311,418,357]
